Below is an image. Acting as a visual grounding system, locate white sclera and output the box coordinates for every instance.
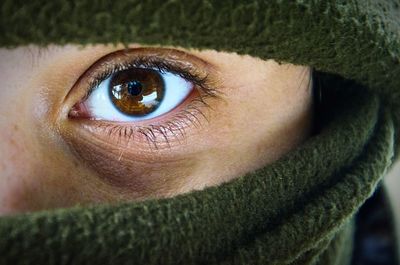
[85,70,193,121]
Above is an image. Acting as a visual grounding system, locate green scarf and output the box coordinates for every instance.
[0,1,399,264]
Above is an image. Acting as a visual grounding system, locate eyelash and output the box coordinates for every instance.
[79,54,221,149]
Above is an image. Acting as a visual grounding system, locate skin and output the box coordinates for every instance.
[0,44,313,215]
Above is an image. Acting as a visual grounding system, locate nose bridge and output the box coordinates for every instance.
[0,116,34,214]
[0,110,33,167]
[0,54,32,179]
[0,48,60,215]
[0,59,38,215]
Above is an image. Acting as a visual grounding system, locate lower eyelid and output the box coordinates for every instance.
[66,84,215,156]
[97,89,212,148]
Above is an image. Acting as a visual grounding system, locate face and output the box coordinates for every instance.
[0,44,313,215]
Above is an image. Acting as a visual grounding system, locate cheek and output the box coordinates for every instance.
[196,67,313,184]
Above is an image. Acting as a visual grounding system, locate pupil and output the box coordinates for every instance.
[127,81,143,96]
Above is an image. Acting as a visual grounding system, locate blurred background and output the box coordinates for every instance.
[385,160,400,254]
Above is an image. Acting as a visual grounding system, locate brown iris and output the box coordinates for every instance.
[109,68,165,116]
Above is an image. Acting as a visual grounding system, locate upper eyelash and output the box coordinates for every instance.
[85,56,219,102]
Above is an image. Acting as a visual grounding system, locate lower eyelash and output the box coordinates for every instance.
[99,92,216,149]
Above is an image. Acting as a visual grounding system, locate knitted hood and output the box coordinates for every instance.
[0,1,399,264]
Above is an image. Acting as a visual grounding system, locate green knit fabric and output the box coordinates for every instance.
[0,1,399,264]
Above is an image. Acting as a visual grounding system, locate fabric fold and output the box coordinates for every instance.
[0,80,394,265]
[1,1,399,264]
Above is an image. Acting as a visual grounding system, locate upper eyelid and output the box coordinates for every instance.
[66,47,221,103]
[86,47,216,84]
[88,56,208,92]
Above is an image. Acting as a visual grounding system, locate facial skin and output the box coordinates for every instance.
[0,44,313,215]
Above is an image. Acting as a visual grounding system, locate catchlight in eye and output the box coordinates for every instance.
[109,68,165,116]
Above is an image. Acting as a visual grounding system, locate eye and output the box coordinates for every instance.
[67,48,220,148]
[76,67,193,122]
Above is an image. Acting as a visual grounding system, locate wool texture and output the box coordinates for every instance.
[0,0,399,264]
